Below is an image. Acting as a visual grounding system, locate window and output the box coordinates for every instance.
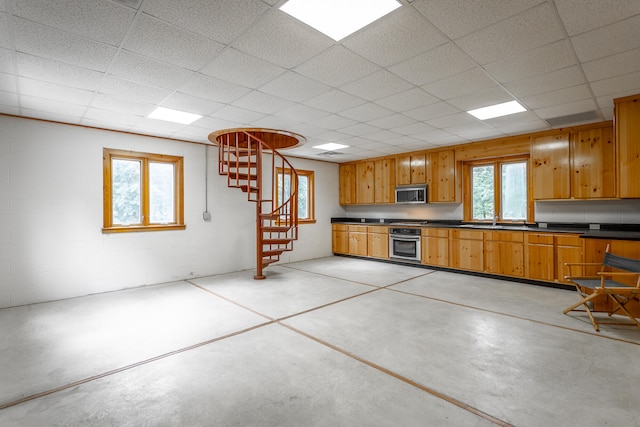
[464,156,529,222]
[275,168,315,223]
[103,148,184,233]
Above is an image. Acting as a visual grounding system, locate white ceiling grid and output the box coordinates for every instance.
[0,0,638,162]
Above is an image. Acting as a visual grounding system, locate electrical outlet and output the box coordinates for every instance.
[538,222,547,228]
[203,211,211,222]
[361,218,365,223]
[379,218,384,223]
[589,223,600,230]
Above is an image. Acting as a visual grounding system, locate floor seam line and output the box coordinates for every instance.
[278,322,514,427]
[0,321,274,411]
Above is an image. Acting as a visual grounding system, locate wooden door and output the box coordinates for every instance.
[572,125,615,199]
[525,233,554,281]
[615,94,640,198]
[339,164,356,205]
[374,158,395,204]
[531,133,570,200]
[450,229,484,272]
[421,228,449,267]
[355,161,374,204]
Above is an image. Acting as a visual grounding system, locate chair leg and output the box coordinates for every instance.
[563,293,600,331]
[609,295,640,330]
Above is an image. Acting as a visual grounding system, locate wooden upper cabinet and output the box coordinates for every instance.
[531,133,570,200]
[374,158,396,204]
[427,149,456,203]
[396,153,426,185]
[571,125,615,199]
[615,94,640,198]
[339,163,356,205]
[355,161,375,204]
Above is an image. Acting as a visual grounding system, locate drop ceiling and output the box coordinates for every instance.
[1,0,639,162]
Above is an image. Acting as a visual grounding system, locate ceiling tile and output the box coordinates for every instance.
[483,40,576,84]
[161,93,223,116]
[582,48,640,82]
[571,14,640,62]
[533,98,598,119]
[11,0,135,46]
[375,87,439,112]
[211,105,265,124]
[200,48,286,89]
[446,86,514,111]
[368,113,415,129]
[504,66,585,98]
[249,115,297,130]
[0,13,8,49]
[20,94,87,117]
[310,114,358,131]
[21,108,82,124]
[192,116,245,132]
[259,71,332,102]
[340,123,381,137]
[445,122,503,139]
[521,84,592,110]
[338,102,394,122]
[426,112,477,128]
[366,129,405,142]
[91,93,155,116]
[0,47,12,73]
[0,1,5,12]
[18,77,94,106]
[272,104,330,123]
[456,2,564,65]
[142,0,269,45]
[413,0,545,39]
[232,90,296,115]
[404,101,460,121]
[0,91,18,107]
[84,107,143,126]
[554,0,640,36]
[0,71,16,92]
[99,76,173,104]
[231,11,334,69]
[391,121,435,136]
[174,73,251,104]
[343,7,447,67]
[110,51,196,90]
[590,71,640,97]
[123,14,224,71]
[422,68,496,100]
[294,45,380,87]
[389,43,477,86]
[340,69,412,101]
[16,53,104,91]
[13,17,117,72]
[303,89,366,113]
[132,117,186,133]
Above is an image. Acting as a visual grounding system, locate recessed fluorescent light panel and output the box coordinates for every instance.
[148,107,202,125]
[467,100,526,120]
[280,0,401,41]
[312,143,349,151]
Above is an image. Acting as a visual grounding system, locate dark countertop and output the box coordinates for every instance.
[330,218,640,241]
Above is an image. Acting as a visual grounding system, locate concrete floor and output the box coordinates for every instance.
[1,256,640,426]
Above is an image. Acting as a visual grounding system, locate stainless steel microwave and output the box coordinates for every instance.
[395,185,427,204]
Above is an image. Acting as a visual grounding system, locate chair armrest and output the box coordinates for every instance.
[564,262,601,266]
[597,272,640,277]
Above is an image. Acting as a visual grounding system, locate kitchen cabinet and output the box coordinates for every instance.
[332,224,349,254]
[485,230,525,277]
[427,149,457,203]
[525,233,555,281]
[615,94,640,198]
[555,234,584,284]
[396,153,426,185]
[339,164,356,205]
[421,228,449,267]
[355,161,375,204]
[531,133,571,200]
[374,158,396,204]
[571,125,615,199]
[348,225,368,256]
[450,229,484,272]
[367,226,389,259]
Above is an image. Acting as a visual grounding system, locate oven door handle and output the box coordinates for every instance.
[390,236,421,241]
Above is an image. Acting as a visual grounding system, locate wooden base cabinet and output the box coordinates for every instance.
[421,228,449,267]
[555,234,584,283]
[450,229,484,272]
[525,233,555,281]
[485,231,524,277]
[367,226,389,259]
[332,224,349,254]
[348,225,368,256]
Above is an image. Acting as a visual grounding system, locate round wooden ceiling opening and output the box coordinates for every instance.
[208,128,305,150]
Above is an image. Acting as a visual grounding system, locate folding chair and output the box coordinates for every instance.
[563,245,640,331]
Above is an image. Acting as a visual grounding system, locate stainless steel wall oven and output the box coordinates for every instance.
[389,227,421,262]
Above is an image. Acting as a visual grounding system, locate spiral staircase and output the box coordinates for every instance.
[208,128,304,279]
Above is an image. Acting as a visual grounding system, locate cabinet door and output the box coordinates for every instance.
[339,164,356,205]
[332,229,349,254]
[555,235,584,283]
[367,232,389,259]
[374,158,396,204]
[572,126,615,199]
[531,133,570,200]
[396,155,411,186]
[525,234,555,281]
[485,241,524,277]
[615,95,640,198]
[348,232,368,256]
[355,161,374,204]
[410,153,426,184]
[428,149,456,202]
[422,236,449,267]
[450,230,484,272]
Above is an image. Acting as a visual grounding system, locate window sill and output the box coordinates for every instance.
[102,224,186,234]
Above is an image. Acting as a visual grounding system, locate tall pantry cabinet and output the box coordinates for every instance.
[615,94,640,198]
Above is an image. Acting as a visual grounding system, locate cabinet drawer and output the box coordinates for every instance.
[451,229,484,240]
[555,234,582,246]
[349,225,368,233]
[333,224,348,232]
[367,226,389,234]
[422,228,449,238]
[485,231,524,242]
[526,233,553,245]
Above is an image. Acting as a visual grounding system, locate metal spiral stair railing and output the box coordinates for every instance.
[209,128,303,279]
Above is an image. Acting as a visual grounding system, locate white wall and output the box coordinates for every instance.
[0,116,345,308]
